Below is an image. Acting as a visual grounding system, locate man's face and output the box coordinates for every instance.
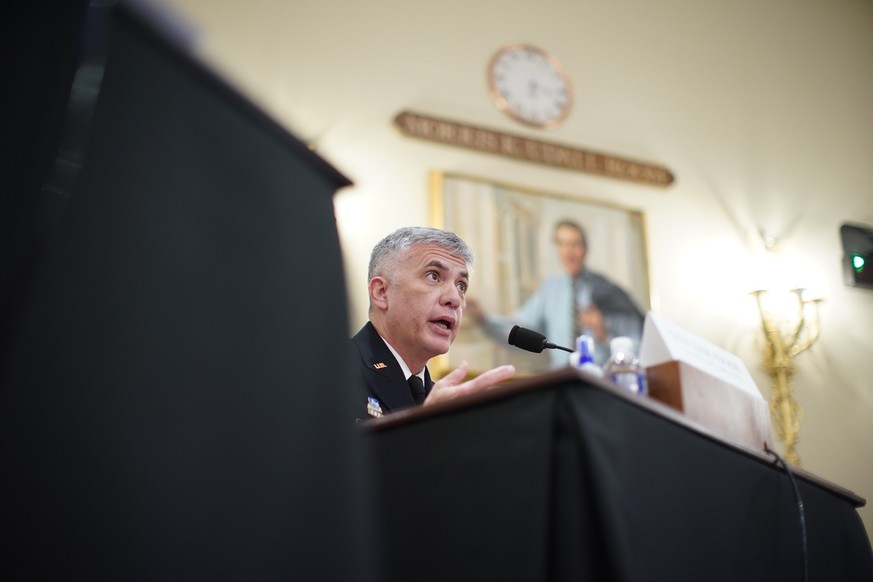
[555,225,587,277]
[378,244,469,370]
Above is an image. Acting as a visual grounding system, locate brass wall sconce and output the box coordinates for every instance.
[750,288,822,466]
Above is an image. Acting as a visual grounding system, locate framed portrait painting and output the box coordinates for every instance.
[430,171,651,377]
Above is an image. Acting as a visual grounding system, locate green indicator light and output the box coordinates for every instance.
[853,254,866,272]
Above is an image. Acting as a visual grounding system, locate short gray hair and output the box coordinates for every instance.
[368,226,474,281]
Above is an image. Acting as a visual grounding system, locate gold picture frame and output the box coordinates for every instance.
[430,171,651,377]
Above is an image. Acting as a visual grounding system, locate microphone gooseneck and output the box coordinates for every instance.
[507,325,573,353]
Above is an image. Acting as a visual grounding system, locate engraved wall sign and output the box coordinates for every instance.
[393,111,674,187]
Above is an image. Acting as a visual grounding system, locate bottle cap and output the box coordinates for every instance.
[609,336,634,358]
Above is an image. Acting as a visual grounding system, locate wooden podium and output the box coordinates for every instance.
[365,368,873,582]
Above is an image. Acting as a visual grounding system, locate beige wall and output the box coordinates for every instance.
[163,0,873,534]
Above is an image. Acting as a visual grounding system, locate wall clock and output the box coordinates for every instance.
[487,43,573,129]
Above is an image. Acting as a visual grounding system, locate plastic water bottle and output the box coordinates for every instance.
[603,336,646,395]
[569,335,603,376]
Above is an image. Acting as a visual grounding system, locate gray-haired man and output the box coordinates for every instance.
[352,227,515,419]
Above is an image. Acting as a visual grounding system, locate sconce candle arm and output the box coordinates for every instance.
[788,298,821,358]
[785,289,808,352]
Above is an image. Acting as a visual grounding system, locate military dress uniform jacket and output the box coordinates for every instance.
[352,321,433,419]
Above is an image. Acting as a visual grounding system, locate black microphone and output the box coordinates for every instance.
[508,325,574,353]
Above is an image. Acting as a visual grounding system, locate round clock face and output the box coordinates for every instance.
[488,43,573,129]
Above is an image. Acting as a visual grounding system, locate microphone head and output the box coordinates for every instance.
[508,325,548,353]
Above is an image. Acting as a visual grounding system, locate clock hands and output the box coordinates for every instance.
[528,79,539,97]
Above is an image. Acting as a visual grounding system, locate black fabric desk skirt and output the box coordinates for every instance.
[366,369,873,582]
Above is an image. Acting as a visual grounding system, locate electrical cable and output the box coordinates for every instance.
[765,443,809,582]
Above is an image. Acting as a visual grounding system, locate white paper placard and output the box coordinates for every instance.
[639,312,763,399]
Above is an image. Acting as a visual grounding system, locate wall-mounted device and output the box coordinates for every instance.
[840,223,873,291]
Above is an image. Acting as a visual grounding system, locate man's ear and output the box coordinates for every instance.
[368,277,389,311]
